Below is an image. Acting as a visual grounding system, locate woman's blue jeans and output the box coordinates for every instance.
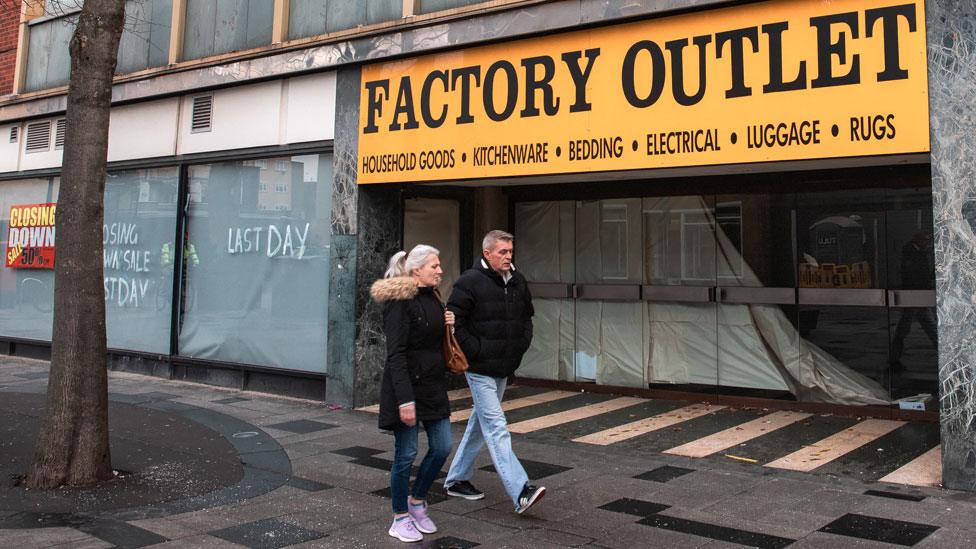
[391,417,452,514]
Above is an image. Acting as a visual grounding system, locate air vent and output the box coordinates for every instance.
[25,121,51,153]
[9,126,18,143]
[191,95,213,133]
[55,119,66,149]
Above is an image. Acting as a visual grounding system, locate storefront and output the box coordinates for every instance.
[0,73,338,399]
[354,0,937,410]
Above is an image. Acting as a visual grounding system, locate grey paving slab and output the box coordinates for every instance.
[0,527,91,546]
[788,531,905,548]
[140,533,248,548]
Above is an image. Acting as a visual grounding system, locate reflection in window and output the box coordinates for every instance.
[600,204,628,280]
[178,154,333,373]
[103,167,179,353]
[715,202,743,280]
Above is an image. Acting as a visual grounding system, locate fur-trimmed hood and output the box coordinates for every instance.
[370,276,418,302]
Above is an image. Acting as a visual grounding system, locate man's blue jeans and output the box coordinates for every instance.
[445,372,528,506]
[391,418,452,514]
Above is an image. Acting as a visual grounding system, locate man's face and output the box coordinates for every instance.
[484,240,513,275]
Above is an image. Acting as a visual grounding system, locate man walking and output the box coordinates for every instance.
[443,230,545,514]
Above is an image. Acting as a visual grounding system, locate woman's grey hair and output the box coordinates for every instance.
[482,229,513,251]
[384,244,440,278]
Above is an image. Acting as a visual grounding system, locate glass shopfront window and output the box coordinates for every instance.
[103,167,179,353]
[0,177,60,341]
[515,177,936,408]
[178,154,333,373]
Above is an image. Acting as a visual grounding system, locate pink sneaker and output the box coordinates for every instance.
[408,500,437,534]
[388,516,422,542]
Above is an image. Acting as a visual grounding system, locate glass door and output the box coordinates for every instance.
[886,188,937,402]
[642,195,718,387]
[514,201,576,382]
[795,189,891,404]
[575,199,644,386]
[714,193,798,393]
[404,198,461,297]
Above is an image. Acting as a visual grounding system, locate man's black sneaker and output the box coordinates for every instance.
[445,480,485,500]
[515,484,546,514]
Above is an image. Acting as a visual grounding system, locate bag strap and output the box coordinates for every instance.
[432,288,446,309]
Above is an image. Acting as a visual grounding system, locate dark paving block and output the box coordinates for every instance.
[332,446,385,458]
[213,397,250,404]
[615,408,770,454]
[286,477,334,492]
[819,513,939,546]
[132,391,179,401]
[701,414,859,466]
[598,498,670,517]
[333,447,447,480]
[79,519,169,548]
[864,489,927,502]
[638,514,794,549]
[503,393,617,425]
[265,419,338,434]
[634,465,695,483]
[528,398,687,442]
[480,458,571,480]
[210,517,326,549]
[371,482,448,505]
[448,385,552,414]
[424,535,480,548]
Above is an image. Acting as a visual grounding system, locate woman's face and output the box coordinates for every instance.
[412,253,443,287]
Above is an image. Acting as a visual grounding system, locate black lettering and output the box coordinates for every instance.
[389,76,420,131]
[561,49,600,112]
[762,22,807,93]
[363,79,389,134]
[851,116,862,141]
[451,66,482,124]
[622,40,666,108]
[715,27,759,98]
[420,70,449,128]
[887,113,896,139]
[521,56,561,117]
[666,35,712,106]
[810,12,861,88]
[865,4,917,82]
[483,61,518,122]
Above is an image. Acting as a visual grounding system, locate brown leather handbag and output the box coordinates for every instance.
[434,289,468,375]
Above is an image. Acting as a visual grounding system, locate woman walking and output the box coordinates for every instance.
[371,245,454,543]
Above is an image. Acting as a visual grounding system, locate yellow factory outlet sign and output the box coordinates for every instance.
[357,0,929,184]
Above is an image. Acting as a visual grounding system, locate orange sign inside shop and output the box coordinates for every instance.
[357,0,929,183]
[5,203,56,269]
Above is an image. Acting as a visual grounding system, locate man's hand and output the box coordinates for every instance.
[399,403,417,426]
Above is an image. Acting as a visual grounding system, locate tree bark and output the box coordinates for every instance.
[24,0,127,489]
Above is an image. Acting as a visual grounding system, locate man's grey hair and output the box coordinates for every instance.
[482,230,513,251]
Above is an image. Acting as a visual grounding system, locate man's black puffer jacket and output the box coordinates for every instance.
[447,259,534,379]
[371,277,450,431]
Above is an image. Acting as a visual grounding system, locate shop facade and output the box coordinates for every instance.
[0,0,974,490]
[345,0,976,491]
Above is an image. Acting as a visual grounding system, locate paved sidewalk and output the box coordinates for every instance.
[1,356,975,548]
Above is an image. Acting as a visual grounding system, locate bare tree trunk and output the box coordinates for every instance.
[24,0,127,489]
